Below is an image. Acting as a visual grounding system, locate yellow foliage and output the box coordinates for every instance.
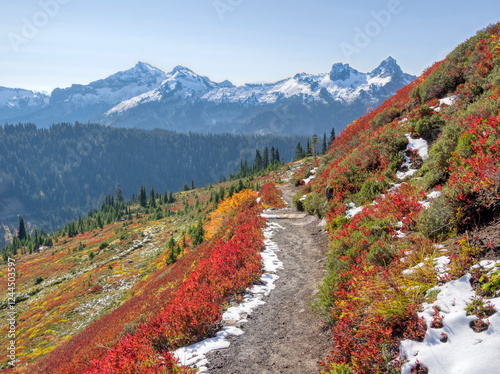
[204,189,257,240]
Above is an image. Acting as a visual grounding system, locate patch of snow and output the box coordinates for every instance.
[175,326,244,371]
[346,204,364,219]
[427,191,442,199]
[260,214,279,219]
[396,134,428,180]
[434,96,458,112]
[419,190,442,209]
[396,168,418,180]
[407,134,429,160]
[403,262,426,275]
[303,168,318,185]
[401,274,500,374]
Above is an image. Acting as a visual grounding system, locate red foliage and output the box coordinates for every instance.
[54,196,264,374]
[447,113,500,225]
[258,182,286,209]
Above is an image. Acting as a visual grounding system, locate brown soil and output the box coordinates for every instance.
[206,184,331,373]
[469,219,500,261]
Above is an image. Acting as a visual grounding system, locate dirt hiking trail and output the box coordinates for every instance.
[206,184,331,373]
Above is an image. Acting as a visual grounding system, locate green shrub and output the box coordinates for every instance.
[428,120,464,170]
[34,276,43,285]
[303,192,326,218]
[354,178,389,205]
[413,115,446,141]
[386,134,408,174]
[366,233,398,267]
[419,162,447,191]
[327,363,354,374]
[454,132,474,158]
[417,196,454,239]
[371,107,401,129]
[292,193,305,211]
[99,241,109,250]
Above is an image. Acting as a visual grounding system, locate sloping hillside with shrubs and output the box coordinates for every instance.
[293,23,500,373]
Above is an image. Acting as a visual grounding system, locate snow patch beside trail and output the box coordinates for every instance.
[303,168,318,185]
[433,95,458,112]
[418,190,442,209]
[401,273,500,374]
[396,134,429,180]
[174,221,284,372]
[345,202,364,219]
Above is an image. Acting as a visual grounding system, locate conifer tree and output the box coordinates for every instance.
[254,149,262,171]
[321,133,327,155]
[330,127,336,149]
[150,187,157,208]
[294,142,304,161]
[270,146,276,165]
[275,148,280,164]
[139,185,147,208]
[263,147,269,169]
[115,184,124,202]
[18,216,27,241]
[306,139,312,157]
[311,134,318,159]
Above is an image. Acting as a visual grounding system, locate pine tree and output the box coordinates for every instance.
[306,139,312,157]
[275,148,280,164]
[97,215,103,229]
[311,134,318,159]
[139,185,147,208]
[192,218,204,246]
[329,127,336,149]
[263,147,269,169]
[270,146,276,165]
[191,180,195,190]
[115,184,124,202]
[294,142,304,161]
[18,216,27,241]
[321,133,327,155]
[254,149,262,171]
[150,187,157,208]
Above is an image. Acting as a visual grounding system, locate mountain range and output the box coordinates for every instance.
[0,57,415,135]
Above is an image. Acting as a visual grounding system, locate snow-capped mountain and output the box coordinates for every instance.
[0,87,49,119]
[0,57,415,135]
[101,57,415,134]
[49,61,167,107]
[1,62,167,126]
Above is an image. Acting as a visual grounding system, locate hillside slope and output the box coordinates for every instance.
[292,22,500,373]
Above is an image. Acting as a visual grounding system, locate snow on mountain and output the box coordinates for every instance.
[107,56,414,117]
[0,87,49,108]
[49,61,167,107]
[107,65,222,115]
[0,57,415,134]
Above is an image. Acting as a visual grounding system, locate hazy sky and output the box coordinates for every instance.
[1,0,499,92]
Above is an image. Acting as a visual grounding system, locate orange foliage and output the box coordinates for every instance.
[204,189,257,240]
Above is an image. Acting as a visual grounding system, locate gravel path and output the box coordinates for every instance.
[206,185,331,373]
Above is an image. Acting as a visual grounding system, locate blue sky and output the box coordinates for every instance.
[1,0,499,92]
